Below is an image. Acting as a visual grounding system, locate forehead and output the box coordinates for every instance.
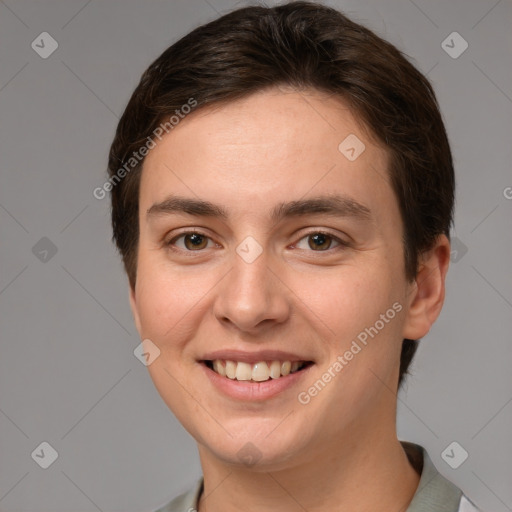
[139,88,393,220]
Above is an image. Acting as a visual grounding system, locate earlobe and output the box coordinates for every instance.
[402,235,451,340]
[129,286,142,336]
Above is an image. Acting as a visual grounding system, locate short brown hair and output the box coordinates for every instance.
[107,1,454,389]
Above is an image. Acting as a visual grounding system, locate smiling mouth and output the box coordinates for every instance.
[204,359,313,382]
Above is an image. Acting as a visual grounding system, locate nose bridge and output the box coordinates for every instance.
[213,238,289,331]
[233,256,269,299]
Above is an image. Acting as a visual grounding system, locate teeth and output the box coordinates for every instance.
[235,362,252,381]
[269,360,281,379]
[213,360,226,377]
[252,361,270,382]
[225,360,236,379]
[210,359,307,381]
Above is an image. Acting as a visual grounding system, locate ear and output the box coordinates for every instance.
[402,234,451,340]
[129,286,142,336]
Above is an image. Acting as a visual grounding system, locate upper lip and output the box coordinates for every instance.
[201,349,314,364]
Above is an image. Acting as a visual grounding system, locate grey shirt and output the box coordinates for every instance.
[154,442,481,512]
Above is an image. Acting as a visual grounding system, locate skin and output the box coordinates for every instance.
[129,87,450,512]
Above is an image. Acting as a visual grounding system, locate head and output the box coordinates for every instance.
[107,1,453,466]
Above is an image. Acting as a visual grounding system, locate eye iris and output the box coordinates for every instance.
[180,233,335,251]
[184,233,207,250]
[308,233,331,250]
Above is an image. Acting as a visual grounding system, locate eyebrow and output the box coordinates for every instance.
[146,194,371,223]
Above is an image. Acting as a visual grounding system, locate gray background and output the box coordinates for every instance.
[0,0,511,511]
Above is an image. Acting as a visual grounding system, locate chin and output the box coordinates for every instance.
[193,419,315,471]
[203,439,305,472]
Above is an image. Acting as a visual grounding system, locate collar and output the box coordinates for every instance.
[402,441,463,511]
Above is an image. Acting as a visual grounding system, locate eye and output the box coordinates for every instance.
[165,230,348,253]
[294,231,347,251]
[167,231,215,251]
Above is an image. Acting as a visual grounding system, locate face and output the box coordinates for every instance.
[130,87,437,469]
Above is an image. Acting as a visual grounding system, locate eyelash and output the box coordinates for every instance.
[165,229,349,254]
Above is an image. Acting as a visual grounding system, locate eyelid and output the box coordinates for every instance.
[165,229,217,250]
[292,229,350,251]
[165,228,349,253]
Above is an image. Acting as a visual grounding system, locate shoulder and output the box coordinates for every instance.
[152,478,203,512]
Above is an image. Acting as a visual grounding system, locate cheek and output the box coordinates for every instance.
[303,261,405,388]
[135,258,215,345]
[300,264,396,336]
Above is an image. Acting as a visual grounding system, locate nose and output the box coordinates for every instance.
[212,249,290,334]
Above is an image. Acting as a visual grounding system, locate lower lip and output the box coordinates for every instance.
[201,363,313,401]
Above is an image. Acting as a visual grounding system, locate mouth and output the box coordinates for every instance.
[203,359,314,382]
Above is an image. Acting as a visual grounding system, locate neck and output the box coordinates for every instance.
[197,429,420,512]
